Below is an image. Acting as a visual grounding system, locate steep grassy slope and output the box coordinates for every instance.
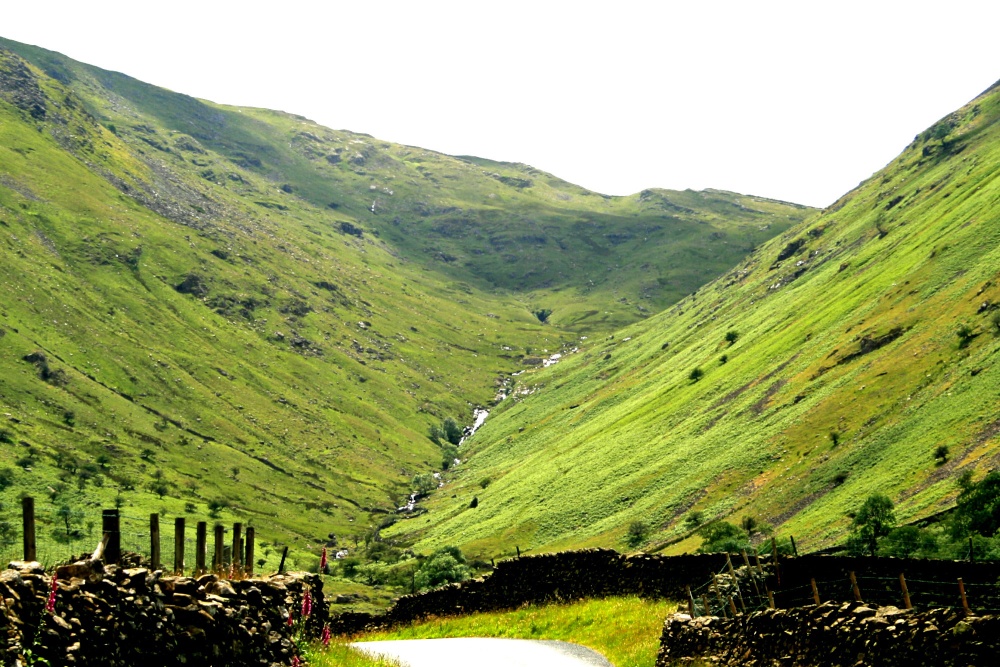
[0,37,812,333]
[0,39,802,563]
[0,46,563,562]
[397,79,1000,558]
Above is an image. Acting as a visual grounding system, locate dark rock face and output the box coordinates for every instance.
[0,50,47,120]
[0,562,327,667]
[656,603,1000,667]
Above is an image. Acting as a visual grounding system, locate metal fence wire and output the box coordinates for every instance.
[686,559,1000,618]
[4,499,293,575]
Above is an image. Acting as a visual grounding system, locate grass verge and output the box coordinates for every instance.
[308,642,402,667]
[321,596,678,667]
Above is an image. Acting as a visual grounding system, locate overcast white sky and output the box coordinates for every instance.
[4,1,1000,207]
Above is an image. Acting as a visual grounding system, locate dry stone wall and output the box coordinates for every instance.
[0,560,327,667]
[331,549,729,635]
[656,602,1000,667]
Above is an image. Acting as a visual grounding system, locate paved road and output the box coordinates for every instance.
[351,637,615,667]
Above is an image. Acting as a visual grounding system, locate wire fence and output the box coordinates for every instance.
[3,498,299,577]
[683,551,1000,618]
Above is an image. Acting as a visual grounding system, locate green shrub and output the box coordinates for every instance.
[683,511,704,530]
[442,418,463,445]
[208,498,228,518]
[442,444,459,469]
[696,522,750,553]
[934,445,949,464]
[956,323,975,348]
[414,546,470,591]
[626,520,650,547]
[412,473,436,496]
[847,494,896,556]
[688,367,704,382]
[953,471,1000,538]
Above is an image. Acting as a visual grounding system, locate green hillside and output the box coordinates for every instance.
[395,78,1000,558]
[0,36,810,332]
[0,39,804,564]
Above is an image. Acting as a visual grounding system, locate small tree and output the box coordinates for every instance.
[437,442,460,469]
[848,493,896,556]
[414,546,470,591]
[626,520,650,547]
[725,330,739,346]
[696,521,750,553]
[689,367,704,383]
[933,445,949,465]
[952,471,1000,538]
[740,515,759,536]
[412,473,436,496]
[442,418,463,446]
[683,510,704,530]
[533,309,553,323]
[53,504,85,543]
[208,498,228,519]
[956,323,975,348]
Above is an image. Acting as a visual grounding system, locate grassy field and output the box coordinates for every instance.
[391,78,1000,558]
[311,597,677,667]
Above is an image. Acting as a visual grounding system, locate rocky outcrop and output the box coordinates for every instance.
[0,560,326,667]
[657,602,1000,667]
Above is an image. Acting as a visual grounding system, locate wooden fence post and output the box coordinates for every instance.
[810,577,820,605]
[21,497,36,562]
[726,553,736,577]
[92,533,111,561]
[701,594,711,617]
[213,524,224,573]
[232,523,242,572]
[771,537,781,586]
[958,578,970,616]
[196,522,207,575]
[790,536,798,557]
[728,596,738,617]
[278,546,289,574]
[742,550,761,595]
[516,545,520,558]
[849,571,862,602]
[686,585,696,617]
[766,585,775,609]
[899,573,912,610]
[244,526,255,576]
[754,550,764,575]
[712,575,728,618]
[173,517,185,575]
[102,509,121,564]
[150,514,161,570]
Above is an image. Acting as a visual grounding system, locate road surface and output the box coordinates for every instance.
[350,637,615,666]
